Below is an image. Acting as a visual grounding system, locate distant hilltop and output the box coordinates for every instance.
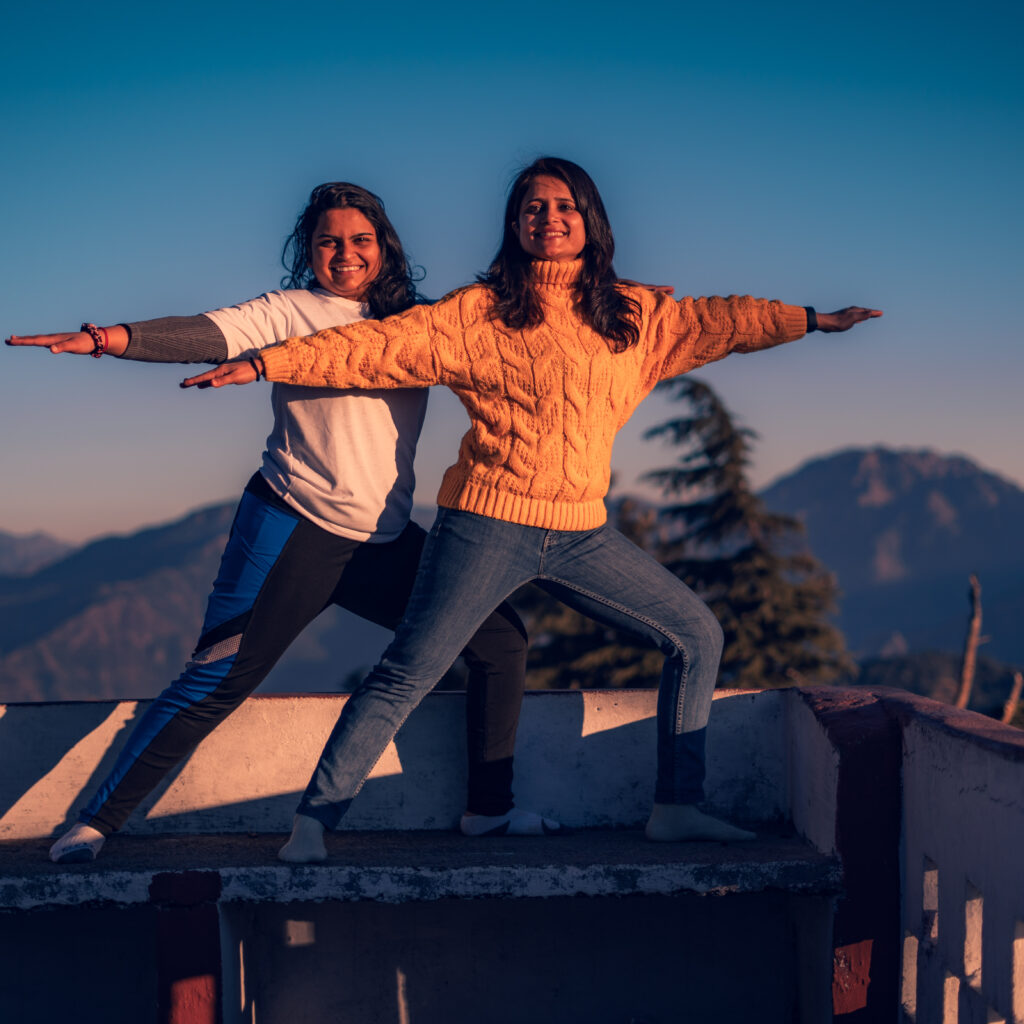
[0,529,74,576]
[1,446,1022,703]
[761,446,1024,662]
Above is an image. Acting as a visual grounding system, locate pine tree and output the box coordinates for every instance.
[643,378,853,688]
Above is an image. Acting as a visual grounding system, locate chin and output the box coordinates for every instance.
[333,279,365,294]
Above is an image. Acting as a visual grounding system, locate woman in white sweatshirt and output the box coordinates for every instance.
[8,181,557,864]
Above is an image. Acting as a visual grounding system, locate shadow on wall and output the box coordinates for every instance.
[0,700,202,837]
[0,690,789,840]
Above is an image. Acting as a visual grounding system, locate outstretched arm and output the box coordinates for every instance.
[647,295,883,383]
[7,316,230,363]
[184,293,476,394]
[646,295,809,382]
[261,302,445,391]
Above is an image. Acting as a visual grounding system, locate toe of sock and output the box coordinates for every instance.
[51,845,97,865]
[49,824,105,864]
[461,809,569,837]
[541,818,571,835]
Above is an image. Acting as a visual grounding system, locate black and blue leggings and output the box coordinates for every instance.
[80,473,527,834]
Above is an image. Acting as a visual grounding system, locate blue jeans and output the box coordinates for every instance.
[298,508,724,829]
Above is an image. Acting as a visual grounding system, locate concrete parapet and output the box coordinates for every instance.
[0,689,789,840]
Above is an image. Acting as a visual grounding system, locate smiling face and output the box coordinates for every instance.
[309,207,383,300]
[515,174,587,263]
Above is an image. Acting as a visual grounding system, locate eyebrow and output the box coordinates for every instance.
[314,230,374,239]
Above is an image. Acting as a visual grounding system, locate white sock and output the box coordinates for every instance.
[460,808,566,837]
[49,823,106,864]
[645,803,756,843]
[278,814,327,863]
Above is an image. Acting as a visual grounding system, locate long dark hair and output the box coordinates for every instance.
[477,157,640,351]
[281,182,421,319]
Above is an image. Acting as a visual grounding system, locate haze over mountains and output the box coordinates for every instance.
[2,446,1021,703]
[0,499,398,703]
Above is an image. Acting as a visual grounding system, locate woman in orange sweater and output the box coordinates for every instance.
[186,157,881,862]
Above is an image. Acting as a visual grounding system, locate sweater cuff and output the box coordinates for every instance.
[259,342,294,383]
[778,302,811,340]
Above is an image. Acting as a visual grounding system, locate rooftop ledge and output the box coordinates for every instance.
[0,685,1019,913]
[0,830,840,911]
[0,687,848,910]
[2,686,1022,1023]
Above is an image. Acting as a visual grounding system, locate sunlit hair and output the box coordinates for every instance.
[281,182,421,319]
[477,157,640,351]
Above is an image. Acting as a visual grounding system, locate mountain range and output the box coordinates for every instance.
[2,446,1021,702]
[0,496,403,702]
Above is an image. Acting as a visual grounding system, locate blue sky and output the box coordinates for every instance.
[2,0,1021,543]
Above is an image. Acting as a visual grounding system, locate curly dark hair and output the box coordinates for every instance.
[477,157,640,351]
[281,182,421,319]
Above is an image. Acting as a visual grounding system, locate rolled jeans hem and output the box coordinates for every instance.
[297,798,353,833]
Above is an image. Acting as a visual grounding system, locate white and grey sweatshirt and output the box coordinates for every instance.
[123,289,428,543]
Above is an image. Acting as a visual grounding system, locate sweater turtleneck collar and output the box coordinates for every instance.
[530,259,582,289]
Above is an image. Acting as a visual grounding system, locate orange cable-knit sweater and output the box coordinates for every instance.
[261,260,808,531]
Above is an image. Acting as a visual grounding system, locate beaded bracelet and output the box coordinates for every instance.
[81,322,108,358]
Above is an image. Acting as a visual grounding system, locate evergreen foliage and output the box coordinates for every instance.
[643,378,853,688]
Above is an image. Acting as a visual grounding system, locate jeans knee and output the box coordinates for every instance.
[702,608,725,661]
[667,604,723,665]
[364,658,447,702]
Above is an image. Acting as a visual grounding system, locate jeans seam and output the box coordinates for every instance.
[542,574,692,734]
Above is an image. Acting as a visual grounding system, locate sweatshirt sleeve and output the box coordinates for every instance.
[121,315,229,363]
[639,293,808,384]
[260,291,476,391]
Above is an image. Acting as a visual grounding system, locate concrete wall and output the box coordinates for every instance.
[782,686,1024,1022]
[0,689,789,840]
[219,891,830,1024]
[891,694,1024,1024]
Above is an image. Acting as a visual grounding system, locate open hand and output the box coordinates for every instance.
[7,331,100,355]
[181,359,260,389]
[816,307,883,333]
